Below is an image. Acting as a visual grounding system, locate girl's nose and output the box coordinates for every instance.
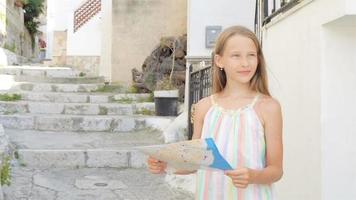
[241,57,249,68]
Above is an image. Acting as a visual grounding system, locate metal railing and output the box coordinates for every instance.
[187,65,212,139]
[255,0,303,38]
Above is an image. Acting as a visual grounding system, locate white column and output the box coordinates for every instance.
[99,0,112,82]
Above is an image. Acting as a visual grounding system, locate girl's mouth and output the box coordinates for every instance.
[237,71,251,75]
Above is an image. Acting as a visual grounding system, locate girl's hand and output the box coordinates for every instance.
[147,156,167,174]
[225,167,253,189]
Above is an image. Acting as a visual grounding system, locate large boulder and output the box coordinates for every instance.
[132,34,187,99]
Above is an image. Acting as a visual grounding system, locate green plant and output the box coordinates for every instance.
[137,94,154,103]
[0,13,5,25]
[0,94,22,101]
[2,111,14,115]
[14,151,19,160]
[98,106,108,115]
[3,42,16,53]
[79,72,86,77]
[155,76,176,91]
[114,97,134,104]
[92,85,124,93]
[127,85,139,93]
[23,0,45,49]
[135,108,155,115]
[1,156,11,186]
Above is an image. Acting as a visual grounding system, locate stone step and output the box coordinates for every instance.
[0,101,155,115]
[0,114,172,132]
[13,75,105,84]
[6,129,163,168]
[2,82,105,93]
[0,91,153,103]
[2,166,193,200]
[0,65,80,78]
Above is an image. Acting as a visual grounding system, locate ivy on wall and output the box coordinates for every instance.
[23,0,44,48]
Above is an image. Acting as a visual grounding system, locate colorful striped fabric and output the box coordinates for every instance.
[195,94,274,200]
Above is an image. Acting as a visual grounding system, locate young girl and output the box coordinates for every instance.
[148,26,283,200]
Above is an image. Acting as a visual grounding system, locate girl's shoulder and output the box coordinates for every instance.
[255,94,282,118]
[257,94,281,107]
[194,95,213,111]
[192,95,214,120]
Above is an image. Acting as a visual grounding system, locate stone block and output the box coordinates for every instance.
[0,115,34,129]
[90,95,109,103]
[129,150,148,168]
[86,149,129,168]
[28,102,64,114]
[19,149,86,168]
[64,104,100,115]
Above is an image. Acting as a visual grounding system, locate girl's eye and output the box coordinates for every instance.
[248,54,257,57]
[232,54,240,57]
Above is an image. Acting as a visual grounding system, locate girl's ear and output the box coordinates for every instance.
[214,54,223,69]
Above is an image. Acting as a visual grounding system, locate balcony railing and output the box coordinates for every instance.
[73,0,101,32]
[187,65,212,139]
[255,0,303,39]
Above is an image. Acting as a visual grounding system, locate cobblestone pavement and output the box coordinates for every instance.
[2,165,194,200]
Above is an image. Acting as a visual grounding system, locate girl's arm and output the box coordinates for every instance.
[249,97,283,184]
[225,97,283,187]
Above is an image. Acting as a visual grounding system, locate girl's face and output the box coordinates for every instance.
[215,35,258,84]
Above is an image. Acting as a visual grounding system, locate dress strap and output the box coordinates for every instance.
[250,94,260,107]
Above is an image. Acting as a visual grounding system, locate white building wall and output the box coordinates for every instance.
[67,10,101,56]
[187,0,256,57]
[262,0,356,199]
[47,0,101,58]
[321,19,356,200]
[99,0,111,81]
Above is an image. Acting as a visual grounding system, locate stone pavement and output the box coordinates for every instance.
[2,164,193,200]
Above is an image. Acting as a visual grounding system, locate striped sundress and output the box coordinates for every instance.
[195,94,274,200]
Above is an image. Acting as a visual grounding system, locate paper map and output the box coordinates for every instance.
[136,138,233,171]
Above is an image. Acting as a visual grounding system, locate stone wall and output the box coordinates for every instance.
[66,56,100,76]
[0,47,29,65]
[0,124,12,200]
[3,0,36,59]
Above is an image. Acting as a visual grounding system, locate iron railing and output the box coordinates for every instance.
[255,0,303,39]
[187,65,212,139]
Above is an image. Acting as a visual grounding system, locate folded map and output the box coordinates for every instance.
[136,138,233,171]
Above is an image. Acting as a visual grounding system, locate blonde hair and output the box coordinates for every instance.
[212,26,270,96]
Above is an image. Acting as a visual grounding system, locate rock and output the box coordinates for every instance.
[133,34,187,98]
[174,49,185,59]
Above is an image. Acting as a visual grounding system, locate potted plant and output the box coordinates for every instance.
[154,76,179,116]
[153,36,181,116]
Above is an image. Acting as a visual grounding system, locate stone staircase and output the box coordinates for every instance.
[0,65,193,200]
